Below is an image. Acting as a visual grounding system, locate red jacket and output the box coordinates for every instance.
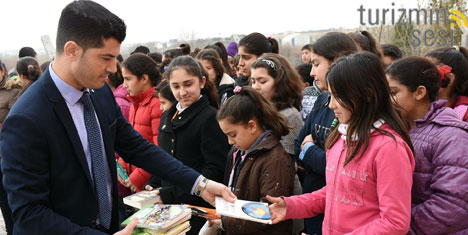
[119,87,162,191]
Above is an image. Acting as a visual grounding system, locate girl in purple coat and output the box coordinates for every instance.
[386,56,468,234]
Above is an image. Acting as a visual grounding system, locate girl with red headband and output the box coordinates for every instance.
[425,46,468,122]
[386,56,468,234]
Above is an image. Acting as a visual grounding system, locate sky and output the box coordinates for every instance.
[0,0,422,53]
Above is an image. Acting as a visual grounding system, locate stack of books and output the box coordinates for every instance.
[122,204,192,235]
[124,190,161,209]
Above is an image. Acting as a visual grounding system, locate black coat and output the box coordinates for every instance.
[154,96,228,205]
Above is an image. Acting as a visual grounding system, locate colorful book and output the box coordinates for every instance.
[186,205,220,220]
[124,190,161,209]
[122,204,191,234]
[116,159,129,181]
[132,221,191,235]
[215,197,272,224]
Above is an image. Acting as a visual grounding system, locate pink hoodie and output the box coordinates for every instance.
[284,123,414,235]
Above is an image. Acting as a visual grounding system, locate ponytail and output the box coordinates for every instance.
[239,32,275,56]
[268,37,279,54]
[16,56,41,83]
[426,46,468,97]
[348,31,383,59]
[27,65,41,82]
[217,86,289,139]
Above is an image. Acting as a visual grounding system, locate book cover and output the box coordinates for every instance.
[185,205,220,220]
[122,204,192,233]
[116,159,129,181]
[215,197,272,224]
[132,221,191,235]
[124,190,161,209]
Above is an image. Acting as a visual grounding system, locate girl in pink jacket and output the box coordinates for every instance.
[267,52,415,235]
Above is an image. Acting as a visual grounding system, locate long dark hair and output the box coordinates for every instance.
[107,62,123,89]
[154,79,176,103]
[217,86,289,139]
[425,46,468,98]
[122,53,161,86]
[205,42,232,75]
[312,32,357,62]
[251,53,303,111]
[165,56,219,109]
[310,32,358,109]
[196,48,225,85]
[325,52,413,165]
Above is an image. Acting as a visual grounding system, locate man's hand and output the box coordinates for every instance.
[200,180,236,206]
[114,217,138,235]
[266,195,287,224]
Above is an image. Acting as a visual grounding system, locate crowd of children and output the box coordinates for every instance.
[1,28,468,235]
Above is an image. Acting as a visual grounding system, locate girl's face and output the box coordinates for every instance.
[199,59,217,83]
[218,119,260,151]
[302,49,311,64]
[228,57,235,72]
[386,75,418,119]
[310,52,331,91]
[251,67,275,101]
[238,46,258,78]
[122,67,150,96]
[158,94,173,112]
[169,68,205,109]
[328,88,352,124]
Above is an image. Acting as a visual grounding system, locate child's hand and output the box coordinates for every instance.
[125,179,139,193]
[207,219,221,229]
[301,134,315,150]
[117,174,126,185]
[266,195,287,224]
[114,217,138,235]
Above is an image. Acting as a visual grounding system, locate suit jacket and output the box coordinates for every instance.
[0,69,200,234]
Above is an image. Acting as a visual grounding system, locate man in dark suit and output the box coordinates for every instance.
[0,1,234,234]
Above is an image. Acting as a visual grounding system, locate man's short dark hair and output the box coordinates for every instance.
[380,44,402,60]
[56,0,126,54]
[19,47,37,58]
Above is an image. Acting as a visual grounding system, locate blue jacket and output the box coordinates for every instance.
[294,92,335,194]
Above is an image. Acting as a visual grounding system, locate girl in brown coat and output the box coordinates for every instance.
[212,86,295,235]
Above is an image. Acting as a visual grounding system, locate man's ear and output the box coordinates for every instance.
[63,41,82,60]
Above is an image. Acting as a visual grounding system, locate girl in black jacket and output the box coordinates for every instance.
[146,56,228,234]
